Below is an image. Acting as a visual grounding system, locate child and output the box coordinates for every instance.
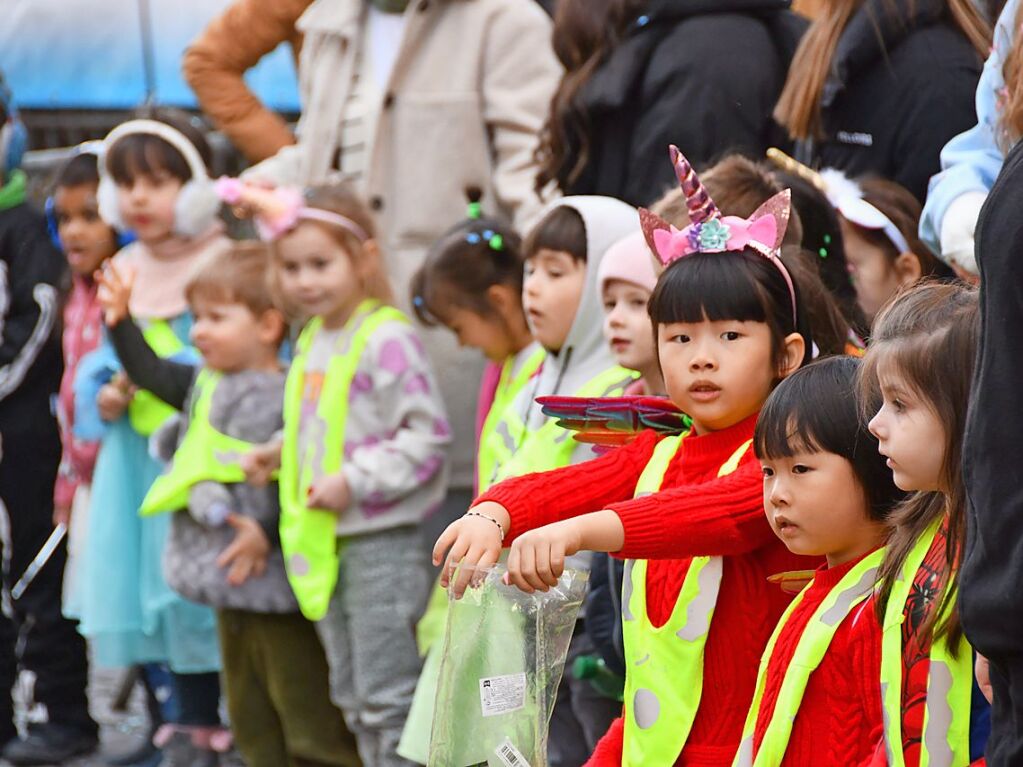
[862,282,988,766]
[402,192,543,764]
[410,189,544,494]
[823,172,951,325]
[0,74,97,767]
[73,113,227,761]
[598,231,663,395]
[734,356,904,766]
[96,243,359,767]
[240,182,450,767]
[48,147,121,605]
[434,146,819,765]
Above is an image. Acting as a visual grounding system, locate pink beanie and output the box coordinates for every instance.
[597,231,659,294]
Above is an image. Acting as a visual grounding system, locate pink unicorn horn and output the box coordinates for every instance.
[669,145,719,225]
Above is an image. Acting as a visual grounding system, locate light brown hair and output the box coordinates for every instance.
[1000,2,1023,146]
[860,281,980,650]
[269,183,395,316]
[186,241,276,317]
[775,0,991,140]
[853,176,945,275]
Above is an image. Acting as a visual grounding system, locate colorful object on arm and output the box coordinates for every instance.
[537,395,692,449]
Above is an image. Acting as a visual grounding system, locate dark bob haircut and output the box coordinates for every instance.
[648,247,814,370]
[106,108,212,187]
[522,204,587,262]
[754,356,905,521]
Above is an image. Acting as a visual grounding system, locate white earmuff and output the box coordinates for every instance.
[97,119,221,238]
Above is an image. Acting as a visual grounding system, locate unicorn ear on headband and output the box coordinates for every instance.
[639,145,796,319]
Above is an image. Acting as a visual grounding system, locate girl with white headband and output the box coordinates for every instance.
[233,180,451,766]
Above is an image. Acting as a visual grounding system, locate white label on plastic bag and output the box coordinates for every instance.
[494,737,530,767]
[479,672,526,717]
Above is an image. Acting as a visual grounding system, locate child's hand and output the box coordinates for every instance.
[976,653,994,704]
[216,513,270,586]
[506,519,583,593]
[95,261,135,326]
[433,501,510,598]
[241,442,282,487]
[97,373,135,422]
[307,472,350,514]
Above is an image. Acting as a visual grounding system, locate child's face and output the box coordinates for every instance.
[443,305,515,362]
[276,222,363,328]
[841,217,918,323]
[868,359,946,493]
[53,183,118,276]
[762,447,883,565]
[658,318,796,434]
[523,249,585,353]
[602,279,654,374]
[116,170,183,245]
[189,297,281,374]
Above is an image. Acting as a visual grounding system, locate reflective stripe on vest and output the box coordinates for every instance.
[622,434,752,766]
[476,346,545,494]
[128,319,186,436]
[880,518,972,767]
[139,370,258,517]
[733,548,884,766]
[492,366,638,483]
[279,300,409,621]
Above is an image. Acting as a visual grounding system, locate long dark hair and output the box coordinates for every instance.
[860,281,979,649]
[534,0,645,195]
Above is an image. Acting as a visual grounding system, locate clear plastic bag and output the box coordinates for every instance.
[428,564,589,767]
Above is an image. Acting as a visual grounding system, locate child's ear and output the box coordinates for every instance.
[893,252,923,288]
[258,308,287,346]
[485,283,516,314]
[778,332,806,380]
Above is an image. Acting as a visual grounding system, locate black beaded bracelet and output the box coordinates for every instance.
[465,510,506,540]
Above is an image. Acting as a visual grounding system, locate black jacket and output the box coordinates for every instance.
[0,202,64,428]
[562,0,807,206]
[797,0,983,202]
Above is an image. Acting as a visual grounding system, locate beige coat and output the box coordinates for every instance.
[250,0,561,488]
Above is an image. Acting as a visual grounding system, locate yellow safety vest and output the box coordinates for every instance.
[492,365,638,484]
[732,548,885,766]
[476,346,545,494]
[128,319,186,436]
[279,300,409,621]
[880,518,972,767]
[621,433,752,766]
[139,369,262,517]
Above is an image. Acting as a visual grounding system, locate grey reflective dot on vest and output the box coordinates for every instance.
[289,554,310,577]
[923,661,956,767]
[677,559,722,641]
[622,560,636,621]
[820,567,878,626]
[633,653,651,667]
[633,688,660,730]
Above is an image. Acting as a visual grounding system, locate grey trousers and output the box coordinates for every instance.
[317,526,430,767]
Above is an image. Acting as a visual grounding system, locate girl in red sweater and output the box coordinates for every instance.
[434,146,821,767]
[736,356,905,767]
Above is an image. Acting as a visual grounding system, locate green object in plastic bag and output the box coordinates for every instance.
[428,564,588,767]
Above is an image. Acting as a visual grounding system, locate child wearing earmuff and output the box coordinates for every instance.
[73,110,231,765]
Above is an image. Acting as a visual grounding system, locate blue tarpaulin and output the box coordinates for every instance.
[0,0,300,111]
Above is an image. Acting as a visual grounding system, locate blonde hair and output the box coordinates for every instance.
[269,184,395,318]
[775,0,990,140]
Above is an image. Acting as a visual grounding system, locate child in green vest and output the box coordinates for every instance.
[235,181,451,767]
[734,356,904,766]
[401,190,542,763]
[96,242,359,767]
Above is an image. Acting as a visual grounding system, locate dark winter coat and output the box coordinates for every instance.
[795,0,983,202]
[561,0,807,206]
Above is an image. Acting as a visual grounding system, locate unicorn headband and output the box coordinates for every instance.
[640,145,798,320]
[214,177,369,242]
[766,148,911,255]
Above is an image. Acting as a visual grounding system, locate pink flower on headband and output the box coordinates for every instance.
[639,145,797,320]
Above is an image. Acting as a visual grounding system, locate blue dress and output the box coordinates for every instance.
[67,314,220,673]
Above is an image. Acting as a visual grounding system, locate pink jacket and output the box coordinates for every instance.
[54,276,103,510]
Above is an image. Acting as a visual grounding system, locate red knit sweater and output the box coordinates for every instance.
[751,555,884,767]
[479,413,820,766]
